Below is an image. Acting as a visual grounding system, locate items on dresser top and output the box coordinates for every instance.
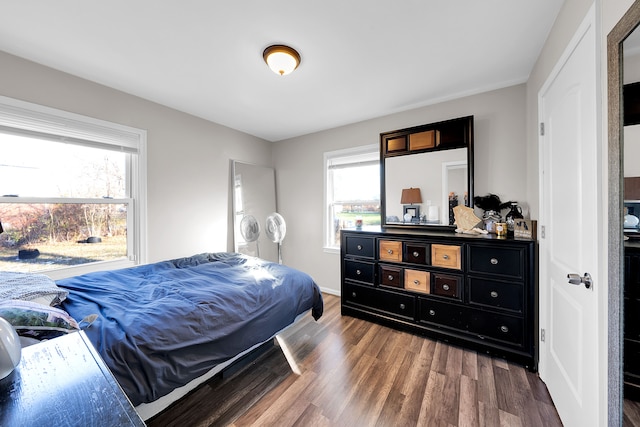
[341,227,537,370]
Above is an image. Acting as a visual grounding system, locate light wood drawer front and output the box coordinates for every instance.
[379,240,402,262]
[431,244,461,270]
[405,269,430,294]
[409,130,436,151]
[385,136,407,153]
[380,265,403,288]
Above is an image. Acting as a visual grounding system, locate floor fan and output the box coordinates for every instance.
[240,215,261,257]
[265,213,286,264]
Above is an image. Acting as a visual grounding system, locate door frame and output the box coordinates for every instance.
[608,2,640,426]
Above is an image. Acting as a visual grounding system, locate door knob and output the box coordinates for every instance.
[567,272,593,289]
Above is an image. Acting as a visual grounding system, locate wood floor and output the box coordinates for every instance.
[147,294,563,427]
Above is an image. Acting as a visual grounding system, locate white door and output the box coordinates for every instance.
[538,6,601,426]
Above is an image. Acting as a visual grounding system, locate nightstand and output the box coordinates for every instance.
[0,330,145,426]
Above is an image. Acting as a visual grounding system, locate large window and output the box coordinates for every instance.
[324,145,380,250]
[0,96,147,278]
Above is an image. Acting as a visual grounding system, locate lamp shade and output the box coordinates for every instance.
[400,188,422,204]
[263,45,301,76]
[0,317,21,380]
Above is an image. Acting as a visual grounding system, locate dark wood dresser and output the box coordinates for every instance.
[625,241,640,400]
[341,227,537,370]
[0,331,145,426]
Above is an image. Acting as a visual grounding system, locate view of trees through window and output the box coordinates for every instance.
[326,149,381,248]
[0,133,129,272]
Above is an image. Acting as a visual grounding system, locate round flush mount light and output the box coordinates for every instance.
[263,45,301,76]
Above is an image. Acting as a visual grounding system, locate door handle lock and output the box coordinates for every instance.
[567,272,593,289]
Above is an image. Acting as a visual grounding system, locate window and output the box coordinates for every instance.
[324,145,380,251]
[0,96,147,278]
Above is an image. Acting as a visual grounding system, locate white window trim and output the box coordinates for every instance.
[0,96,147,279]
[323,144,378,253]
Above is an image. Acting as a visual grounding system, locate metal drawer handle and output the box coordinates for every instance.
[442,284,450,291]
[490,291,498,298]
[399,304,406,310]
[442,254,449,260]
[413,251,420,258]
[414,280,420,285]
[357,244,363,250]
[356,269,362,275]
[387,249,394,254]
[500,325,509,333]
[429,309,436,316]
[490,258,499,265]
[352,292,357,298]
[388,275,394,281]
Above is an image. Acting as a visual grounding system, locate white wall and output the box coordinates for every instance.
[0,50,272,263]
[273,84,526,294]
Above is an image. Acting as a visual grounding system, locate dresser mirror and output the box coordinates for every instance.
[381,116,474,229]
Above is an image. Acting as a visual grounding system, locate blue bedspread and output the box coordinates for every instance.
[57,253,323,406]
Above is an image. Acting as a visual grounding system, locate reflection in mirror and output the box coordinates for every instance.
[385,148,467,225]
[381,116,473,229]
[231,161,279,263]
[613,3,640,417]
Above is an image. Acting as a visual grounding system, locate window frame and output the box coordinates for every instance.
[323,144,379,253]
[0,96,147,279]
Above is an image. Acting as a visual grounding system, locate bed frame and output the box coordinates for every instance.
[135,312,304,420]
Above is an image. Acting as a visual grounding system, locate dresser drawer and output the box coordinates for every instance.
[345,235,375,259]
[431,244,461,270]
[405,269,430,294]
[380,264,403,288]
[344,259,375,284]
[380,240,402,262]
[404,243,429,265]
[468,244,525,279]
[344,282,415,320]
[469,311,524,347]
[432,273,461,299]
[418,299,468,330]
[468,278,523,313]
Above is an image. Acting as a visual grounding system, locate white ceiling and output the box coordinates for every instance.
[0,1,564,142]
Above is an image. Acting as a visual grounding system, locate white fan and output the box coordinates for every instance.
[265,212,286,264]
[240,215,261,257]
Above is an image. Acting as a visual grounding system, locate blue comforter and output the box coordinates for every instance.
[57,253,323,406]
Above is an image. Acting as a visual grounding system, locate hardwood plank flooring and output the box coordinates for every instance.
[147,294,563,427]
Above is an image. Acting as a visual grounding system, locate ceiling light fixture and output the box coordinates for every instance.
[263,45,301,76]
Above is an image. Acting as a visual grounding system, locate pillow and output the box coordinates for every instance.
[0,271,68,306]
[0,299,79,341]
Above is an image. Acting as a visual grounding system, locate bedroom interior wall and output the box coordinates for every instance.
[0,50,272,265]
[272,84,526,295]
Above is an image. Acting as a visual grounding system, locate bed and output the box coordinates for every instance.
[25,252,322,419]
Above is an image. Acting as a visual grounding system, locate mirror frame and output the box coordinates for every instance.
[608,2,640,424]
[380,115,474,230]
